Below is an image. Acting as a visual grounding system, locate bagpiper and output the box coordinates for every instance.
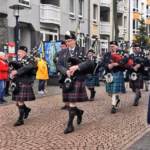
[56,31,94,134]
[85,49,99,101]
[129,43,145,106]
[10,46,36,126]
[100,41,126,113]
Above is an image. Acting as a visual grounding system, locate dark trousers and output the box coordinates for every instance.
[38,80,46,91]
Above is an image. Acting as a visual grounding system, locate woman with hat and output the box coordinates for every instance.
[10,46,36,126]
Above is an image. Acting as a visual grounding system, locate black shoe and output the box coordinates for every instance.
[111,106,117,114]
[116,99,120,107]
[90,90,96,101]
[133,97,139,106]
[64,107,76,134]
[64,125,74,134]
[133,101,139,106]
[61,105,70,110]
[24,108,31,119]
[77,109,84,125]
[14,120,24,127]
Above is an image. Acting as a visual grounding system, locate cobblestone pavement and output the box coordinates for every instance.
[0,84,149,150]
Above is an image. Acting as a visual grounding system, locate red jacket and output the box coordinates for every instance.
[0,59,8,80]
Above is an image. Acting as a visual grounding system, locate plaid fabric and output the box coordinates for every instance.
[106,71,125,94]
[63,80,88,102]
[85,74,99,88]
[129,74,143,91]
[12,83,35,102]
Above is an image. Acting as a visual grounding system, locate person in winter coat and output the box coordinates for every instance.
[0,52,8,104]
[36,57,49,95]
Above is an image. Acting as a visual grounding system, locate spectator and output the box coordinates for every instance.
[0,52,8,104]
[36,56,49,95]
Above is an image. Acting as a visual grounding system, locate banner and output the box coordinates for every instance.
[38,41,61,76]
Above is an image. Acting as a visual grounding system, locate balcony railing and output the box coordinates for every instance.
[100,0,111,6]
[40,4,60,25]
[100,22,112,35]
[117,1,125,13]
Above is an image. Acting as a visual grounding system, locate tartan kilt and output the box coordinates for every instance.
[63,80,88,103]
[12,83,35,102]
[85,74,99,88]
[106,71,125,94]
[129,74,143,91]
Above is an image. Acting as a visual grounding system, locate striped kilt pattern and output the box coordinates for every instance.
[63,80,88,103]
[129,74,143,91]
[85,74,99,88]
[106,71,125,94]
[12,83,35,102]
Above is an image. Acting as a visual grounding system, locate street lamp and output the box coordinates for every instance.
[9,4,25,57]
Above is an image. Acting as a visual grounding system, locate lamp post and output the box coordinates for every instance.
[9,4,25,57]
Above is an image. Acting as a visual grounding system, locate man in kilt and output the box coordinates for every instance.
[10,46,36,126]
[56,31,94,134]
[129,43,145,106]
[102,41,126,113]
[85,49,99,101]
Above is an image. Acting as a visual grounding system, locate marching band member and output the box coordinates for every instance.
[56,31,94,134]
[129,43,145,106]
[85,49,98,101]
[101,41,126,113]
[10,46,36,126]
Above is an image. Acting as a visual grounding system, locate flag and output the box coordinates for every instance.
[38,41,44,57]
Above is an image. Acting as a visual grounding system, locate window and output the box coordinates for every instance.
[19,0,30,6]
[93,4,98,21]
[124,16,127,28]
[147,5,150,17]
[40,0,60,6]
[133,0,138,11]
[70,0,75,14]
[117,13,123,26]
[133,20,139,34]
[79,0,84,17]
[100,7,110,22]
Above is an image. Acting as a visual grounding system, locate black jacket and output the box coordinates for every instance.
[15,56,36,84]
[56,46,95,82]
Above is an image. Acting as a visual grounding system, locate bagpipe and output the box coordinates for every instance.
[8,61,23,94]
[98,51,134,83]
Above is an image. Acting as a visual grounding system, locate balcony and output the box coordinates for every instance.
[100,0,111,7]
[100,22,112,35]
[0,1,7,15]
[40,4,60,25]
[118,26,127,38]
[117,1,125,13]
[118,26,125,38]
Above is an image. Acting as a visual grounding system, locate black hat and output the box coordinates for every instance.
[65,31,76,40]
[132,43,140,48]
[88,49,95,54]
[19,46,28,52]
[110,41,118,46]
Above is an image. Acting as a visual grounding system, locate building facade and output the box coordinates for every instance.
[130,0,150,44]
[0,0,131,52]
